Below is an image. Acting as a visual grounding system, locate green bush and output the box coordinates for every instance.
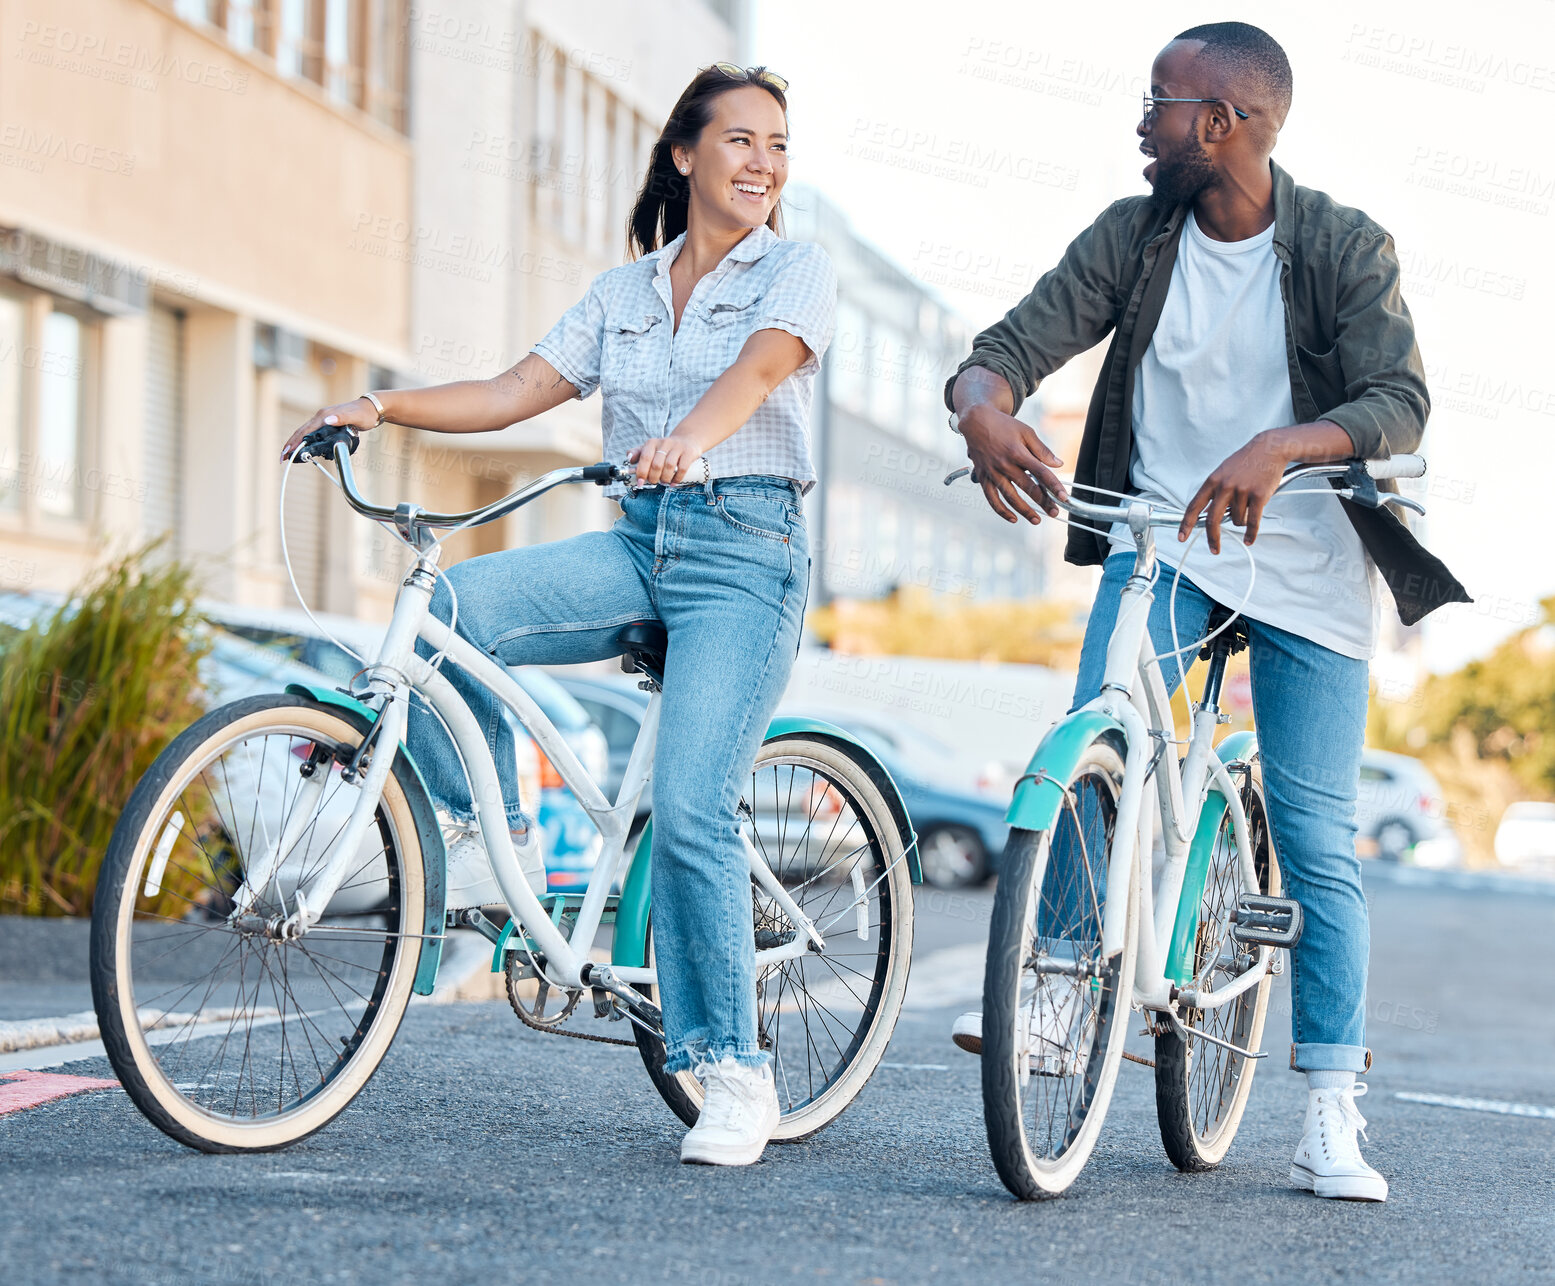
[0,545,211,916]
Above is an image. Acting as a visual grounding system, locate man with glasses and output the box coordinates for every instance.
[945,22,1466,1202]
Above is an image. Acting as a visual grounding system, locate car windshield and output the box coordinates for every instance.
[512,667,591,732]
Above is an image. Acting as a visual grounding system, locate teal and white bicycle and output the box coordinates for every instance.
[946,452,1427,1198]
[90,426,919,1153]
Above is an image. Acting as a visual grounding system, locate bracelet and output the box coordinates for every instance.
[948,411,963,436]
[360,391,386,428]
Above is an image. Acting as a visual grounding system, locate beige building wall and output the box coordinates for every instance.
[0,0,745,625]
[0,0,414,618]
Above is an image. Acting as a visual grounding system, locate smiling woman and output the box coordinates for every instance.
[280,60,840,1170]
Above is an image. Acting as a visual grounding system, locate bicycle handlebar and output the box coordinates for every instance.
[943,453,1428,527]
[1362,453,1426,480]
[291,424,706,533]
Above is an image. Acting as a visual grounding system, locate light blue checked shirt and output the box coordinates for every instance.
[532,225,836,494]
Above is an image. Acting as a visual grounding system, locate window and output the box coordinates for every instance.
[324,0,356,104]
[274,0,312,79]
[831,302,868,415]
[0,294,23,513]
[0,292,94,524]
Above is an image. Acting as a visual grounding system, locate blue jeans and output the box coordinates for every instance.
[1066,554,1372,1074]
[406,478,810,1074]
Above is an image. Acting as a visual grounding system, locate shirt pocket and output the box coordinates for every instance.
[695,287,763,380]
[1295,340,1346,414]
[601,311,665,391]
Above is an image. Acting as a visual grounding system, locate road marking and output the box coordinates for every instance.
[0,1070,119,1115]
[1395,1091,1555,1121]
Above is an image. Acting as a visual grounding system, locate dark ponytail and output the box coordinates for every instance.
[627,65,787,259]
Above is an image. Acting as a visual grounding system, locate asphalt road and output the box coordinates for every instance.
[2,869,1552,1286]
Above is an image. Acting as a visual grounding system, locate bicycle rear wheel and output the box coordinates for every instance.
[1154,757,1280,1171]
[90,694,425,1153]
[982,733,1138,1199]
[634,733,915,1141]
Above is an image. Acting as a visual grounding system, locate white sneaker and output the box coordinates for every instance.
[443,817,544,910]
[1290,1082,1389,1202]
[951,977,1091,1076]
[679,1057,780,1166]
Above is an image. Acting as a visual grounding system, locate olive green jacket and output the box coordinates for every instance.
[945,161,1468,625]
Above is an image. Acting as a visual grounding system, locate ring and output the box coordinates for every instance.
[653,448,668,456]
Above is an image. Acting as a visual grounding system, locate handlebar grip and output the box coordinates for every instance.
[295,424,360,463]
[1363,454,1426,480]
[581,463,623,483]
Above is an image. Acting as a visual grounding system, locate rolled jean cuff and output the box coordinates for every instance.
[1290,1042,1372,1074]
[663,1039,770,1076]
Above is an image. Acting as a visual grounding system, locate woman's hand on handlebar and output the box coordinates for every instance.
[959,403,1067,525]
[280,397,382,463]
[628,435,705,486]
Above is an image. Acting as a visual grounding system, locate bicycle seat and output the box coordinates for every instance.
[617,620,668,686]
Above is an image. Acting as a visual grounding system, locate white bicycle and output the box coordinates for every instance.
[945,452,1428,1198]
[90,425,919,1153]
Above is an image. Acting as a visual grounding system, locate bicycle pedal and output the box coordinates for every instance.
[1229,894,1303,948]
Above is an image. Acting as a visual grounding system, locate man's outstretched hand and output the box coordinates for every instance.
[1178,421,1355,553]
[960,403,1069,525]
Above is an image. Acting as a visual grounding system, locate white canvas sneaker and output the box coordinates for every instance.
[950,976,1091,1076]
[679,1057,780,1167]
[443,817,545,910]
[1290,1082,1389,1202]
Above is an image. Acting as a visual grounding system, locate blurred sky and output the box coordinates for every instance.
[750,0,1549,673]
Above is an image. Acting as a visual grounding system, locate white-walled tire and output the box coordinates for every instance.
[90,695,425,1153]
[634,734,915,1141]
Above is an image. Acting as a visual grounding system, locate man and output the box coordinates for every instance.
[944,22,1467,1202]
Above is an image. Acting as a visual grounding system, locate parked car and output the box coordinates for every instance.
[1494,802,1555,870]
[552,673,1010,888]
[1354,748,1460,867]
[202,600,609,892]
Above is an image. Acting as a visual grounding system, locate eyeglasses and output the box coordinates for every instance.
[713,62,789,93]
[1141,94,1249,123]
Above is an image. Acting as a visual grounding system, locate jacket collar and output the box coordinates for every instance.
[1156,159,1295,257]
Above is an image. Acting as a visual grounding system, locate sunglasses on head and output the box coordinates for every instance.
[713,62,789,93]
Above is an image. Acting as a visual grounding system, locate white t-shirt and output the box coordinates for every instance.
[1107,211,1379,660]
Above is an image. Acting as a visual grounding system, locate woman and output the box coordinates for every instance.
[281,64,834,1168]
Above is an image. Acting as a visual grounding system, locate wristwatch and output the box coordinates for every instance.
[360,391,386,428]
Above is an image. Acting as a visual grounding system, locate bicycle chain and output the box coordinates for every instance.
[503,955,637,1046]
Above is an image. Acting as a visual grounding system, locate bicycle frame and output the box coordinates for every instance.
[239,449,830,995]
[1079,503,1273,1017]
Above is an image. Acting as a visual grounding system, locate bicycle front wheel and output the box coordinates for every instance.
[1154,756,1280,1171]
[90,694,426,1153]
[634,733,915,1141]
[982,733,1138,1199]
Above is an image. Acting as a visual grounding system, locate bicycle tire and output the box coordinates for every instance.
[982,733,1138,1199]
[634,733,914,1141]
[1154,756,1280,1171]
[90,694,425,1153]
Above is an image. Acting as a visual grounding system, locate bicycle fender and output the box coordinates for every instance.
[283,683,447,995]
[611,716,924,971]
[1004,711,1126,833]
[1165,731,1259,985]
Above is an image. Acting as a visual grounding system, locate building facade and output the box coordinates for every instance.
[0,0,741,620]
[783,187,1052,605]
